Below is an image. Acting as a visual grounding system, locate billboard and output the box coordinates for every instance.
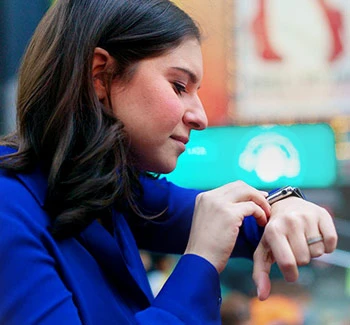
[179,0,350,126]
[166,123,337,190]
[233,0,350,124]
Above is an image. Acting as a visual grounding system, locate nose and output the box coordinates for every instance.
[183,96,208,130]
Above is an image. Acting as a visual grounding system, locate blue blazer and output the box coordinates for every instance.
[0,146,263,324]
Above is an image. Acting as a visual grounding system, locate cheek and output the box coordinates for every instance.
[112,80,183,134]
[150,95,184,130]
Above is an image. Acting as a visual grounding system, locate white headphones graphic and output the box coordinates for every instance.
[239,132,301,183]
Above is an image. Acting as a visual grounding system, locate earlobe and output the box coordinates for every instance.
[92,47,114,101]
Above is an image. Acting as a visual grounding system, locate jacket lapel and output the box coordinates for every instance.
[78,217,153,308]
[8,151,153,309]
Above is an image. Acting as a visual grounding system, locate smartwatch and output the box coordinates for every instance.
[267,186,305,205]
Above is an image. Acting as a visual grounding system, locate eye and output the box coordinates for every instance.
[173,82,187,96]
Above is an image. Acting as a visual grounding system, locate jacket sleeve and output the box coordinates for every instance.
[136,254,222,324]
[129,176,264,258]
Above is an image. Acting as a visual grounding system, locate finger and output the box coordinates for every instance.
[219,181,271,217]
[252,243,273,301]
[268,234,299,282]
[285,220,311,265]
[306,234,325,258]
[288,233,311,266]
[250,190,271,218]
[259,190,269,198]
[230,201,268,227]
[237,201,268,227]
[318,210,338,253]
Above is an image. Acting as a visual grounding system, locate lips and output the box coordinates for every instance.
[171,135,189,145]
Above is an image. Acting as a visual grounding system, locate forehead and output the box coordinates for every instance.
[144,38,203,83]
[115,38,204,88]
[165,38,202,70]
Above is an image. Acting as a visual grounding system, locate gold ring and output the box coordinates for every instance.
[306,235,323,245]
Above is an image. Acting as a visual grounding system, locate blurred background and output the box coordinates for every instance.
[1,0,350,324]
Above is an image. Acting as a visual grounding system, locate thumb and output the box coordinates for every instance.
[253,242,274,301]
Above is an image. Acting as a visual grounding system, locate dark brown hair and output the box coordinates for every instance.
[0,0,201,238]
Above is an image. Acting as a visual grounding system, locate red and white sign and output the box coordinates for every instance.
[233,0,350,123]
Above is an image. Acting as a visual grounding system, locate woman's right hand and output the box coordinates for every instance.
[184,181,270,273]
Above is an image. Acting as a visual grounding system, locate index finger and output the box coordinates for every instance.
[217,182,271,219]
[252,243,273,301]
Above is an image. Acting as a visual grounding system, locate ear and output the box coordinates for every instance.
[92,47,115,101]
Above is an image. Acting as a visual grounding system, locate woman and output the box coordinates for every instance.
[0,0,337,324]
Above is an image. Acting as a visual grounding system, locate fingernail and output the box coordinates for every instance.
[257,287,260,297]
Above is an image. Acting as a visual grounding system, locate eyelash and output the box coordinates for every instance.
[173,82,187,95]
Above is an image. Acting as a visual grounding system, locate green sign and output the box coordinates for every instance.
[164,123,337,190]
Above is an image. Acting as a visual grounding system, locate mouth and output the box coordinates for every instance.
[170,135,189,145]
[170,135,189,153]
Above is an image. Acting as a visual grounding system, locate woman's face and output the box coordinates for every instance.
[110,38,208,173]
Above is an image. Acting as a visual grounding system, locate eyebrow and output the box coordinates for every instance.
[170,67,200,85]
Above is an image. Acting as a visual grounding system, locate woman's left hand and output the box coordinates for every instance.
[252,197,338,301]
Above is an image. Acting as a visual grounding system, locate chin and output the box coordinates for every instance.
[147,159,178,174]
[151,164,176,175]
[159,166,176,174]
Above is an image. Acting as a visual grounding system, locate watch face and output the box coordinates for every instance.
[267,186,296,204]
